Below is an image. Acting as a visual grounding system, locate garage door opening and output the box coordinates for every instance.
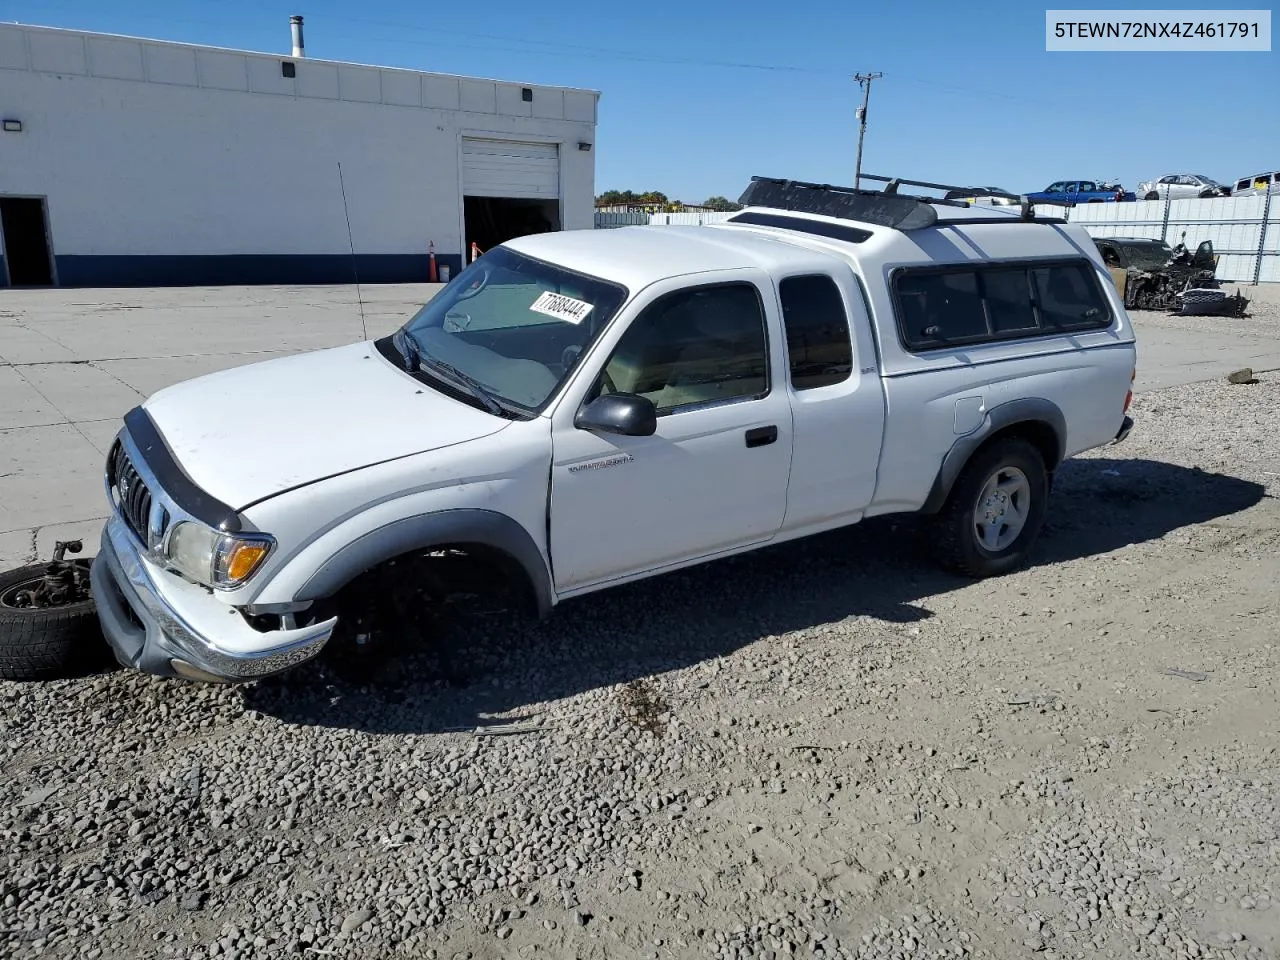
[464,196,560,257]
[0,197,55,287]
[461,137,561,260]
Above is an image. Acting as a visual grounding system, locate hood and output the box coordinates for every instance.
[139,341,510,509]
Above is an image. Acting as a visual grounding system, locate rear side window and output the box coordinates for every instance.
[981,268,1038,334]
[1031,263,1111,330]
[778,275,853,390]
[893,259,1113,352]
[895,270,988,345]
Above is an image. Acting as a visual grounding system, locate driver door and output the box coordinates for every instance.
[547,273,794,594]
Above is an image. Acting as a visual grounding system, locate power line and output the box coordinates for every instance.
[853,72,883,189]
[16,2,1070,109]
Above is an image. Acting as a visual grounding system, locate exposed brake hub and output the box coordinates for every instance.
[9,540,94,609]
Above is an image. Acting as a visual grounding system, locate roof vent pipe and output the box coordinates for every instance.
[290,15,305,58]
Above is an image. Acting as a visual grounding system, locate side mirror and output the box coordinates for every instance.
[574,393,657,437]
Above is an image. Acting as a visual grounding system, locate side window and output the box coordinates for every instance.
[981,268,1037,333]
[895,260,1114,352]
[595,283,768,414]
[895,270,987,347]
[1031,263,1112,330]
[778,274,853,390]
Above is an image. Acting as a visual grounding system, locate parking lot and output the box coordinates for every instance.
[2,283,1280,960]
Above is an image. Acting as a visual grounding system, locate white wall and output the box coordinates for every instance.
[0,23,598,279]
[1049,195,1279,284]
[618,201,1280,284]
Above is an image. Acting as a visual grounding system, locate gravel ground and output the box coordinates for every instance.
[3,366,1279,960]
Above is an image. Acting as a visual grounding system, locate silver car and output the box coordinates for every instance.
[1137,174,1231,201]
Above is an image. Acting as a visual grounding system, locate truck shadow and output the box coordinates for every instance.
[244,457,1267,734]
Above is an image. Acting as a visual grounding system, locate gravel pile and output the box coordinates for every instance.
[3,371,1279,959]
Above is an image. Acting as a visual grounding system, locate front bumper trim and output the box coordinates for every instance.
[92,512,336,682]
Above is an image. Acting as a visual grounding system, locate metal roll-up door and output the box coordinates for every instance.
[461,138,560,199]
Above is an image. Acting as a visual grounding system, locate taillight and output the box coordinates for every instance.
[1123,367,1135,413]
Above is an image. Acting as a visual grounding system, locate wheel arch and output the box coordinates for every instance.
[919,399,1065,515]
[292,508,554,618]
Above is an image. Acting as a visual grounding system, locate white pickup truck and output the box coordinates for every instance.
[89,176,1137,683]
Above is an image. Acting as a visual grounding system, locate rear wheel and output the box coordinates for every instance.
[934,438,1049,578]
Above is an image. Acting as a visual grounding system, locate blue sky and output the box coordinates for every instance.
[5,0,1276,202]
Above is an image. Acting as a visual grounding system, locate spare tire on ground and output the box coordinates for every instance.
[0,542,115,681]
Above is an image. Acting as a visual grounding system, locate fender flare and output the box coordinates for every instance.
[919,398,1066,515]
[293,508,554,618]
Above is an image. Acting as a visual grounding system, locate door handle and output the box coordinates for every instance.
[745,425,778,448]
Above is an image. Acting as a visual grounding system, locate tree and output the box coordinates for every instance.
[595,190,670,207]
[703,196,743,212]
[595,190,633,205]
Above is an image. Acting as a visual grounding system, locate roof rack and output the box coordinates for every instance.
[735,174,1071,231]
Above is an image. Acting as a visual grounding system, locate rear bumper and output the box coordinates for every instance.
[1113,415,1134,444]
[91,512,336,683]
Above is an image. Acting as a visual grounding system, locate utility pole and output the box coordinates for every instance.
[853,71,882,190]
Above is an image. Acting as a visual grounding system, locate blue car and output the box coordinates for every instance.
[1024,180,1135,205]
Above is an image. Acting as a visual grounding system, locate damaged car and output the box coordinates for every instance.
[1094,234,1249,317]
[1137,174,1232,201]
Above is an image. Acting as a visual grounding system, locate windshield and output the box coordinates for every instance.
[1119,241,1172,270]
[393,246,629,416]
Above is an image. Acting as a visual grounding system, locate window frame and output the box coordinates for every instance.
[777,272,855,392]
[888,256,1116,354]
[588,278,773,418]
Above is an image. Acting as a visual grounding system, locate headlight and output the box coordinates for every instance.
[166,522,274,588]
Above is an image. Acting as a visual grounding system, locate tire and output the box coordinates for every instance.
[933,437,1049,578]
[1144,192,1159,201]
[0,561,113,681]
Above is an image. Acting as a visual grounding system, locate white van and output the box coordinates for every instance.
[1231,171,1280,197]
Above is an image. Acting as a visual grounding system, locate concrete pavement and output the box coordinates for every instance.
[3,282,1278,565]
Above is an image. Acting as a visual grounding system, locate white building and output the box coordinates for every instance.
[0,19,600,287]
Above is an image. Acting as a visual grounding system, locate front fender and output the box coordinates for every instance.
[293,507,553,616]
[241,475,553,614]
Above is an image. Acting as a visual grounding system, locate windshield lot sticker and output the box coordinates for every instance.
[530,291,594,324]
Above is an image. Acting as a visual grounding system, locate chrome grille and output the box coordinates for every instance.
[109,439,161,546]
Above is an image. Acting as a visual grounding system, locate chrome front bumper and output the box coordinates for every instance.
[92,512,337,683]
